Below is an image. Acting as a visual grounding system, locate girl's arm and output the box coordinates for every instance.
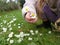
[22,0,37,18]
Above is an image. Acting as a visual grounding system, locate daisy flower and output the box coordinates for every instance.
[10,40,14,44]
[35,30,38,34]
[40,33,43,36]
[48,31,51,34]
[8,32,14,38]
[2,27,7,32]
[19,32,24,38]
[28,37,32,41]
[30,30,33,33]
[7,38,10,41]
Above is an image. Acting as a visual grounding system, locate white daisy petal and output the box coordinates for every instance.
[13,24,16,26]
[9,20,14,24]
[35,30,38,34]
[7,23,9,25]
[30,30,33,33]
[19,32,24,38]
[40,33,43,36]
[48,31,51,34]
[13,18,16,21]
[24,33,30,36]
[9,27,12,31]
[8,32,14,38]
[8,24,11,28]
[17,38,23,43]
[31,33,34,35]
[2,27,7,32]
[28,37,32,41]
[14,34,20,38]
[3,20,7,24]
[10,40,14,44]
[18,23,21,25]
[18,26,21,28]
[7,38,10,41]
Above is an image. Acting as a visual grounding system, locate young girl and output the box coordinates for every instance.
[22,0,60,32]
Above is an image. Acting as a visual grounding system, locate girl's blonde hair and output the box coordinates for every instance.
[35,0,46,20]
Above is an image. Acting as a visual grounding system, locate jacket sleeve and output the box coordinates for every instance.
[22,0,37,18]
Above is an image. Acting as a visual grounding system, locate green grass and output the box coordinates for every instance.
[0,10,60,45]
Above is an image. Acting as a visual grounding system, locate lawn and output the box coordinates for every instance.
[0,10,60,45]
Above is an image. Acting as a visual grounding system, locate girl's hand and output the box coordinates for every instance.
[25,11,37,23]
